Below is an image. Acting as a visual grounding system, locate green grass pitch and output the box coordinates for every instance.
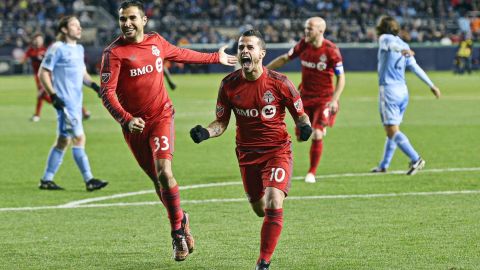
[0,71,479,270]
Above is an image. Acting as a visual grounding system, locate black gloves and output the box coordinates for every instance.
[50,94,65,110]
[91,82,101,97]
[298,124,313,141]
[190,125,210,144]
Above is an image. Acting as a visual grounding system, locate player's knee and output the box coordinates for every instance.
[55,136,70,150]
[312,128,324,140]
[72,134,86,146]
[384,125,399,138]
[251,204,265,217]
[264,189,285,209]
[250,198,266,217]
[157,169,173,181]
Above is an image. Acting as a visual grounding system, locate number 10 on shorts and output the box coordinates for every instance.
[270,167,286,182]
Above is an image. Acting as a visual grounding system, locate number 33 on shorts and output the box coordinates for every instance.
[153,136,170,152]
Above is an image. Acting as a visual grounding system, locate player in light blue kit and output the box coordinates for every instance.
[371,16,441,175]
[38,15,108,191]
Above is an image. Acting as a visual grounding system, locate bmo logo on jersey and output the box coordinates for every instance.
[129,57,163,77]
[234,106,277,119]
[301,54,328,71]
[235,107,259,118]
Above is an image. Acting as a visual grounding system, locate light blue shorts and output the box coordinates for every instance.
[56,107,84,138]
[379,85,409,125]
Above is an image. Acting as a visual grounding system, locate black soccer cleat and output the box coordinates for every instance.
[406,158,425,175]
[370,167,387,173]
[39,180,64,190]
[85,178,108,192]
[255,259,270,270]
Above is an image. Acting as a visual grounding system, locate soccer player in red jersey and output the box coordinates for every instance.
[190,29,312,270]
[267,17,346,183]
[99,0,237,262]
[23,34,50,122]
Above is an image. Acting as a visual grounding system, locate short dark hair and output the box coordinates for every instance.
[119,0,145,14]
[376,16,400,36]
[241,29,266,50]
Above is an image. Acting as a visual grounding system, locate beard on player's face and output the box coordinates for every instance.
[122,25,139,38]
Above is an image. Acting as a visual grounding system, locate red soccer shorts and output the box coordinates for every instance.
[303,100,338,130]
[123,107,175,180]
[237,144,293,203]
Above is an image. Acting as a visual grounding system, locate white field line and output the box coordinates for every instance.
[0,167,479,212]
[60,182,240,208]
[60,167,480,207]
[1,190,480,212]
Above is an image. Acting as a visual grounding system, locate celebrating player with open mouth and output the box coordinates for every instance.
[190,29,312,270]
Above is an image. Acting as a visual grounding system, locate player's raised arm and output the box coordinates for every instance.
[266,53,290,70]
[190,119,229,144]
[218,44,237,66]
[161,35,236,66]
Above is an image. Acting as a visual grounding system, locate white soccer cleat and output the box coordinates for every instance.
[304,173,316,183]
[31,115,40,122]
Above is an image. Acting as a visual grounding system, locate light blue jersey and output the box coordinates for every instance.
[377,34,434,125]
[41,41,86,136]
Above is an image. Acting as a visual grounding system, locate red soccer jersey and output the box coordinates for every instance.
[288,38,343,105]
[100,32,220,127]
[25,46,47,74]
[216,67,305,150]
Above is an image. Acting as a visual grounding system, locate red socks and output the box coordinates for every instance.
[309,139,323,174]
[35,97,43,116]
[259,208,284,263]
[159,185,183,232]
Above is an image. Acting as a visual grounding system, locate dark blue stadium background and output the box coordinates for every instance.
[1,0,478,74]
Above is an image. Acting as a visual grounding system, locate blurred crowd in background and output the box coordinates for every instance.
[1,0,479,48]
[0,0,478,74]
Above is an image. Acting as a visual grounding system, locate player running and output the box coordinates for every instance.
[38,15,106,191]
[267,17,346,183]
[190,29,312,270]
[371,16,441,175]
[99,0,237,262]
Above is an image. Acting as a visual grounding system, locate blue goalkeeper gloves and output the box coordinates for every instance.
[190,125,210,144]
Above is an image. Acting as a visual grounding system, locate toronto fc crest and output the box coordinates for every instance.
[152,45,160,56]
[263,90,275,104]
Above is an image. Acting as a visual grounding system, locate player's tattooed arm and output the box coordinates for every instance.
[207,120,229,138]
[294,113,311,129]
[295,113,313,141]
